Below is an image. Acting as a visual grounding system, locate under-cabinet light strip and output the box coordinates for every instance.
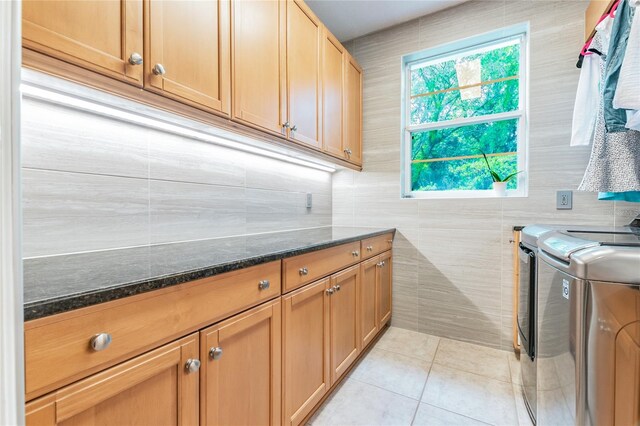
[20,83,336,173]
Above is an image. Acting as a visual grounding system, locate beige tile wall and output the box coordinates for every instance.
[333,0,640,349]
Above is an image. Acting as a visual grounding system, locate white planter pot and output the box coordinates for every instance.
[493,181,507,197]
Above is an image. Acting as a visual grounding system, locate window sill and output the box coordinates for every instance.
[403,190,527,200]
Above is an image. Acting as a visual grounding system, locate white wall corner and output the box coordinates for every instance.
[0,0,24,424]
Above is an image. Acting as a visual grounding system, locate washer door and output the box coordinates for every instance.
[537,254,585,426]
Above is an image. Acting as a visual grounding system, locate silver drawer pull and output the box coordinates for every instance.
[377,262,384,267]
[185,358,201,373]
[258,280,270,290]
[387,239,393,244]
[209,346,223,360]
[352,250,359,257]
[326,288,334,295]
[367,246,373,251]
[299,267,309,276]
[89,333,112,351]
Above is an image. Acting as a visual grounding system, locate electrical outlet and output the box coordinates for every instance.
[557,190,573,210]
[306,193,312,209]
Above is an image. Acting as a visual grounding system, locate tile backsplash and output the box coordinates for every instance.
[22,98,332,258]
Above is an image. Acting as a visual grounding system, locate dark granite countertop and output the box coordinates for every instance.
[24,226,395,321]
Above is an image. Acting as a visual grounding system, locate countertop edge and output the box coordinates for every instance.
[24,228,396,321]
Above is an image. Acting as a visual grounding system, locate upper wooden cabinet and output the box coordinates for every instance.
[200,299,281,426]
[286,0,322,148]
[22,0,363,168]
[321,30,345,158]
[145,0,231,115]
[344,54,363,165]
[22,0,144,85]
[231,0,286,134]
[25,333,200,426]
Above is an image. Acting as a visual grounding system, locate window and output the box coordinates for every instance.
[402,26,528,198]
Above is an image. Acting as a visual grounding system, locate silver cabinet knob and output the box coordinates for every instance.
[152,63,166,76]
[377,262,384,267]
[334,284,341,292]
[352,250,359,257]
[89,333,112,351]
[367,246,373,251]
[185,358,201,373]
[387,239,393,244]
[209,347,223,360]
[299,267,309,276]
[128,52,143,65]
[258,279,270,290]
[326,288,334,295]
[291,124,298,132]
[283,121,290,129]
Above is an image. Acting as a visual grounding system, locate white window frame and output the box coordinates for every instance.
[401,24,529,199]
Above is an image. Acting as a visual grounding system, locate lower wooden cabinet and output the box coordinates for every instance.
[282,278,331,426]
[377,251,392,327]
[329,264,361,384]
[25,333,200,426]
[360,256,379,348]
[24,243,393,426]
[200,299,281,426]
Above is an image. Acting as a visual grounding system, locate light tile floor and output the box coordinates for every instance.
[309,327,534,426]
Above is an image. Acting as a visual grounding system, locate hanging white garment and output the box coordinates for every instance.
[570,16,614,147]
[570,54,600,146]
[614,0,640,110]
[626,110,640,130]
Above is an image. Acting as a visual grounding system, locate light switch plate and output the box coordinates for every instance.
[306,193,312,209]
[557,190,573,210]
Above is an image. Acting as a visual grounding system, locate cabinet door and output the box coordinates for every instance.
[286,0,322,148]
[377,251,392,327]
[200,299,281,426]
[344,54,363,165]
[360,256,379,349]
[22,0,144,85]
[322,30,345,158]
[282,279,331,426]
[330,264,360,384]
[146,0,230,115]
[232,0,286,134]
[25,334,199,426]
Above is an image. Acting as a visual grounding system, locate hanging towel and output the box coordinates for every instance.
[598,191,640,202]
[614,1,640,110]
[603,0,635,132]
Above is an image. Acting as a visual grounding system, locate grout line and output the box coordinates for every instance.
[430,360,513,384]
[347,376,423,403]
[23,165,332,196]
[420,402,493,426]
[22,225,334,260]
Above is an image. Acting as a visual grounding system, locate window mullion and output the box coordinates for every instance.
[406,109,524,133]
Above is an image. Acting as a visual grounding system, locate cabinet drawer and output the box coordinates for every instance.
[361,233,394,259]
[282,242,360,293]
[24,261,281,400]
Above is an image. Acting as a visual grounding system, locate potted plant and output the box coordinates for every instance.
[481,151,522,196]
